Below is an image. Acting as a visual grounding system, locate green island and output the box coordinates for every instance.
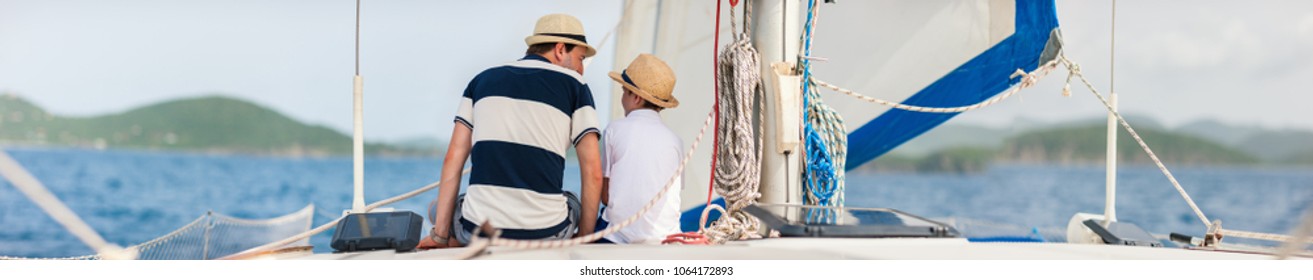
[0,94,438,156]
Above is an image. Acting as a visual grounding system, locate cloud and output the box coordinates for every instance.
[1131,19,1265,71]
[1300,13,1313,44]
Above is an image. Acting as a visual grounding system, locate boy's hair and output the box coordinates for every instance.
[627,89,664,112]
[641,99,662,111]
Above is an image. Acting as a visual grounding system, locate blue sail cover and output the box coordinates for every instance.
[844,0,1061,170]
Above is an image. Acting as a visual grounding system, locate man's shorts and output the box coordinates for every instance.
[430,191,581,245]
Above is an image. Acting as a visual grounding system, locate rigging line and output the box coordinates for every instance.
[355,0,360,76]
[0,150,136,260]
[1059,55,1212,228]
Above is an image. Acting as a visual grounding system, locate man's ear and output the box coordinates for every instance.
[555,42,568,57]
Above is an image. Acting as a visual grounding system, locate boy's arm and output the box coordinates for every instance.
[575,133,603,237]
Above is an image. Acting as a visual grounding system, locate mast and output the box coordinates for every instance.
[1104,0,1117,223]
[351,0,366,213]
[752,0,802,219]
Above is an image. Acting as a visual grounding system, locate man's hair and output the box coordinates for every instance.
[526,42,577,56]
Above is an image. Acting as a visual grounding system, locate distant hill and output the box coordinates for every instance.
[1235,130,1313,163]
[0,94,436,156]
[1170,119,1313,163]
[1176,119,1263,147]
[884,114,1167,158]
[854,117,1286,173]
[1286,150,1313,165]
[887,124,1013,157]
[998,125,1258,165]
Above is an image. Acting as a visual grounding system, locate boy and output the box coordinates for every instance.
[597,54,683,244]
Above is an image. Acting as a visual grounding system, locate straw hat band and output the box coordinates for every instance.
[621,70,670,102]
[536,33,587,44]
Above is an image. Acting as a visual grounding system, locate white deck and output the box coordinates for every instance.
[285,238,1298,260]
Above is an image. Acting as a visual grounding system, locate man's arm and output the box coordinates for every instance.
[575,133,603,237]
[419,124,472,249]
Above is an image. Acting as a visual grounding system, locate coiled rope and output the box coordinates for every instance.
[799,0,846,223]
[697,1,767,244]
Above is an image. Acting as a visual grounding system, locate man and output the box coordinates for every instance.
[418,14,603,249]
[596,54,684,244]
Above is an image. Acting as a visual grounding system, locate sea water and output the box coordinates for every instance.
[1,147,1310,258]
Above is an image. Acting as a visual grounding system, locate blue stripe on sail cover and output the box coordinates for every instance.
[469,140,566,194]
[844,0,1060,170]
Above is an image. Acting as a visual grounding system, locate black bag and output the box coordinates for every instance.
[330,211,425,253]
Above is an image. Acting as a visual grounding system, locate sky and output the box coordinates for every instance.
[2,0,1311,142]
[953,0,1313,131]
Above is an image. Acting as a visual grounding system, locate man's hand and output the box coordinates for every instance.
[416,231,452,250]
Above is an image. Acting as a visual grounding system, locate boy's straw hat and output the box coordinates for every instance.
[609,54,678,108]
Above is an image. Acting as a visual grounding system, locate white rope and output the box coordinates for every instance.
[0,150,137,260]
[810,59,1062,114]
[697,2,766,244]
[1219,229,1313,244]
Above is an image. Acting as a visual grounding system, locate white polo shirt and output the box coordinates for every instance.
[601,109,684,244]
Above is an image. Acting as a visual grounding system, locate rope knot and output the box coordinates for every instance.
[1061,60,1080,97]
[1010,69,1041,88]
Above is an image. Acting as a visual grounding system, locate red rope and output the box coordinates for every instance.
[707,0,725,208]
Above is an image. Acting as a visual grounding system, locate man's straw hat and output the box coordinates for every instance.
[609,54,678,108]
[524,14,597,58]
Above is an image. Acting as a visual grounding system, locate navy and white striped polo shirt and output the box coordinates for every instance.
[454,55,599,237]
